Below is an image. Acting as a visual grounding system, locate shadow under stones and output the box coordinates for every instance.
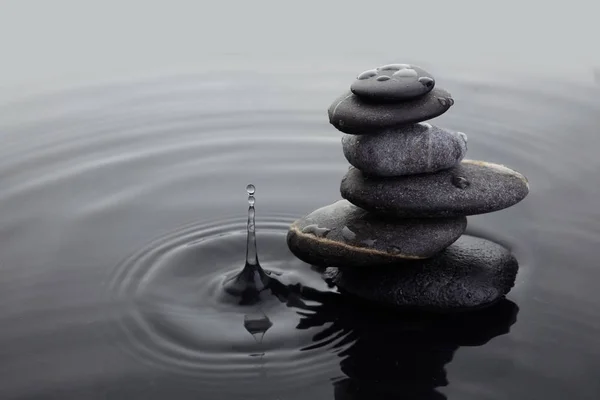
[295,287,519,400]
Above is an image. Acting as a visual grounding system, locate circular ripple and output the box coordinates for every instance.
[107,215,352,392]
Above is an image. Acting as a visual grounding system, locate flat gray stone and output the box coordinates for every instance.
[351,64,435,102]
[342,123,468,176]
[323,235,519,312]
[286,200,467,267]
[341,160,529,217]
[328,88,454,135]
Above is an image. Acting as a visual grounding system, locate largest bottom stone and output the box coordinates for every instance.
[323,235,518,312]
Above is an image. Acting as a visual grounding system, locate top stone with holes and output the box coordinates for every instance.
[351,64,435,102]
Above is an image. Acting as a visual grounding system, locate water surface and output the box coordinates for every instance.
[1,66,600,400]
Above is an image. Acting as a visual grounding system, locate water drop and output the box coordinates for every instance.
[376,75,391,82]
[418,76,434,87]
[244,187,259,266]
[301,224,331,238]
[392,68,418,78]
[341,226,356,241]
[357,69,378,80]
[379,63,410,71]
[452,176,470,189]
[438,98,448,107]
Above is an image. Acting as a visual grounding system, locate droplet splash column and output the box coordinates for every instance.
[223,184,273,304]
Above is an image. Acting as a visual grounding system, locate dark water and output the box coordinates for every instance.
[1,67,600,400]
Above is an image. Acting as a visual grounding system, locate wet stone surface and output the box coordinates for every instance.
[340,160,529,217]
[323,235,519,312]
[351,64,436,102]
[328,88,454,134]
[342,123,468,176]
[286,200,467,267]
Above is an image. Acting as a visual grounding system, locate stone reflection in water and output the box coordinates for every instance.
[295,288,518,399]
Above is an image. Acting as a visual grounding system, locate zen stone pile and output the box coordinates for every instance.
[287,63,529,312]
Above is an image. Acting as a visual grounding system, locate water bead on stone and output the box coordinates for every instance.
[301,224,331,238]
[419,76,435,87]
[379,64,410,71]
[350,64,436,102]
[357,69,378,80]
[392,68,418,78]
[341,226,357,241]
[438,97,456,106]
[452,176,470,189]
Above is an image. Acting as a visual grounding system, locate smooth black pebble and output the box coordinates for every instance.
[328,88,454,135]
[340,160,529,217]
[342,123,468,176]
[286,200,466,267]
[323,235,519,312]
[351,63,435,102]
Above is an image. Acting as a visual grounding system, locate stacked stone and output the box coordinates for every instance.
[287,63,530,312]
